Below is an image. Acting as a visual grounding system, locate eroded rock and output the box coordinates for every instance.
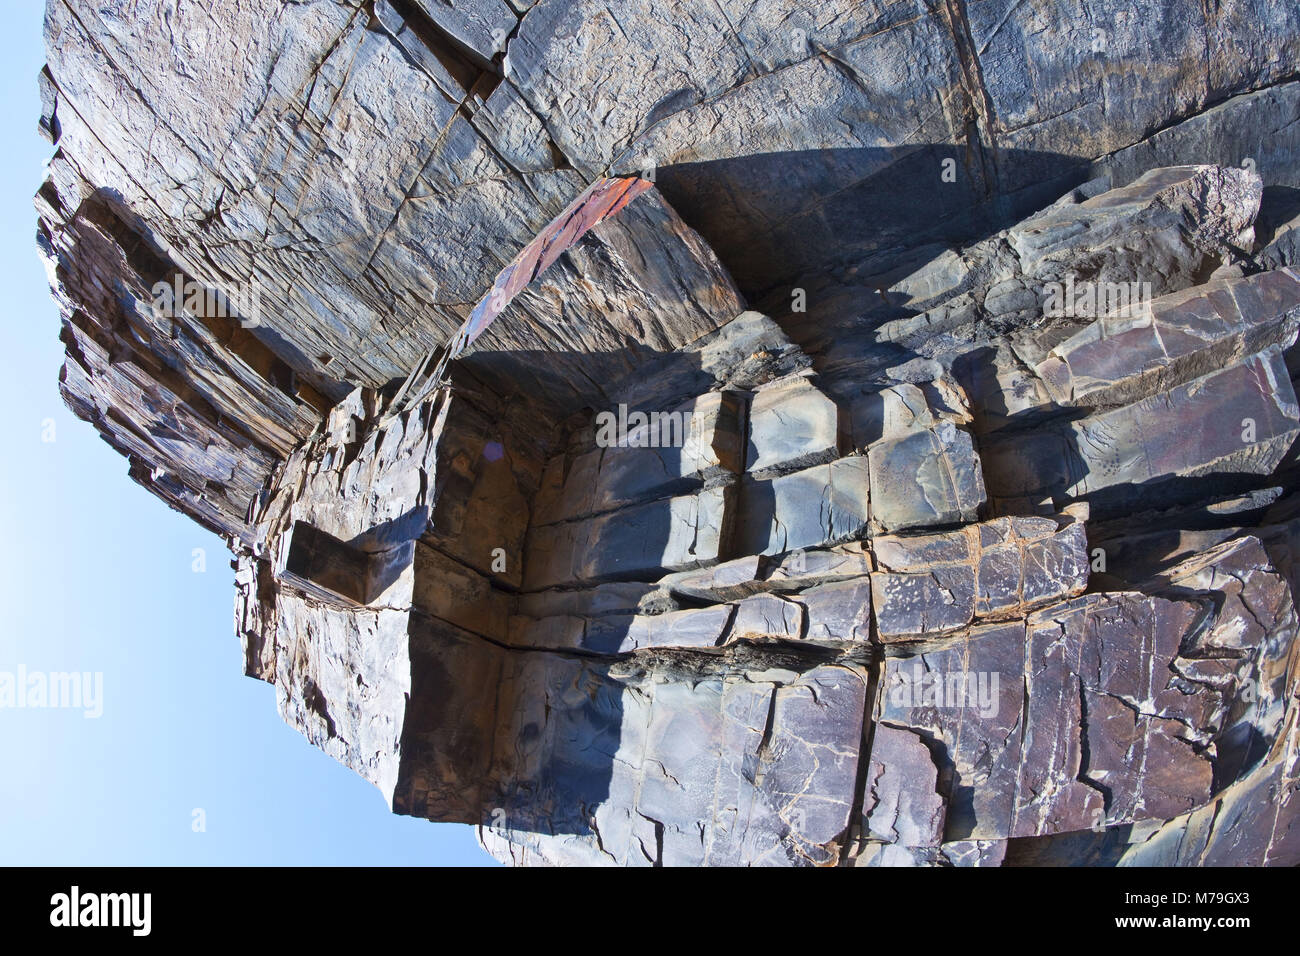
[36,0,1300,868]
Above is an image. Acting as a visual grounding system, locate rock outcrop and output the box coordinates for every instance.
[35,0,1300,865]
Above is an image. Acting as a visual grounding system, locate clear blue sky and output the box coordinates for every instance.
[0,4,492,865]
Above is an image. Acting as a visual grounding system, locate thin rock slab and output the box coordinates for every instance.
[524,485,734,589]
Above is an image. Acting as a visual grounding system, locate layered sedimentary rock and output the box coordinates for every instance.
[37,0,1300,865]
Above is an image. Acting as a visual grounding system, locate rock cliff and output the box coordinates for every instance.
[36,0,1300,865]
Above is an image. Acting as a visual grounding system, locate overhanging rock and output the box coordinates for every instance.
[36,0,1300,868]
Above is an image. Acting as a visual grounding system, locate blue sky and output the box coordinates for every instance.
[0,4,492,866]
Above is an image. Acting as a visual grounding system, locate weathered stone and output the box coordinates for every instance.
[1073,348,1299,488]
[846,379,972,451]
[1118,710,1300,867]
[658,555,766,603]
[745,376,839,476]
[1019,595,1216,832]
[530,449,600,527]
[524,484,734,589]
[659,545,874,602]
[975,516,1090,616]
[797,580,873,645]
[876,621,1029,841]
[876,586,1260,841]
[1259,205,1300,272]
[985,346,1300,513]
[532,390,744,525]
[728,593,803,642]
[592,391,745,510]
[409,0,517,67]
[279,520,386,607]
[1143,535,1299,786]
[736,456,871,556]
[411,542,511,642]
[1037,268,1300,407]
[1006,166,1263,313]
[617,310,812,414]
[940,840,1008,868]
[511,603,733,654]
[753,666,868,857]
[481,661,867,866]
[953,343,1055,435]
[867,423,985,532]
[515,581,665,620]
[862,725,946,848]
[38,0,1300,869]
[762,545,874,591]
[872,562,976,641]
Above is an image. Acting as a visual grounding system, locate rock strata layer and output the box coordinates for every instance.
[37,0,1300,866]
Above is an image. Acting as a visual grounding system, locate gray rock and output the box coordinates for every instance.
[873,567,976,643]
[524,484,734,589]
[1037,268,1300,407]
[867,423,986,532]
[797,580,873,645]
[845,379,973,451]
[728,593,804,642]
[985,346,1300,513]
[595,391,745,508]
[532,390,745,525]
[862,725,946,848]
[511,603,734,653]
[940,840,1008,868]
[735,456,871,556]
[659,545,874,602]
[745,376,840,476]
[36,0,1300,868]
[409,0,517,67]
[876,620,1030,840]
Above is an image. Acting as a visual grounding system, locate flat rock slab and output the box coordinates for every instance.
[871,515,1089,641]
[745,376,839,476]
[1037,267,1300,407]
[727,592,804,641]
[846,378,972,451]
[1066,346,1300,494]
[483,662,868,866]
[797,579,873,644]
[735,456,871,556]
[524,485,733,589]
[877,590,1238,841]
[862,724,946,847]
[660,545,873,602]
[867,422,985,532]
[985,346,1300,507]
[876,619,1028,841]
[533,391,744,526]
[594,391,744,510]
[510,604,734,654]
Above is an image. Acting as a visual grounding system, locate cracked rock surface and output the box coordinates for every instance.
[36,0,1300,865]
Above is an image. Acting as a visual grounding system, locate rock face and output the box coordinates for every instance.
[36,0,1300,865]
